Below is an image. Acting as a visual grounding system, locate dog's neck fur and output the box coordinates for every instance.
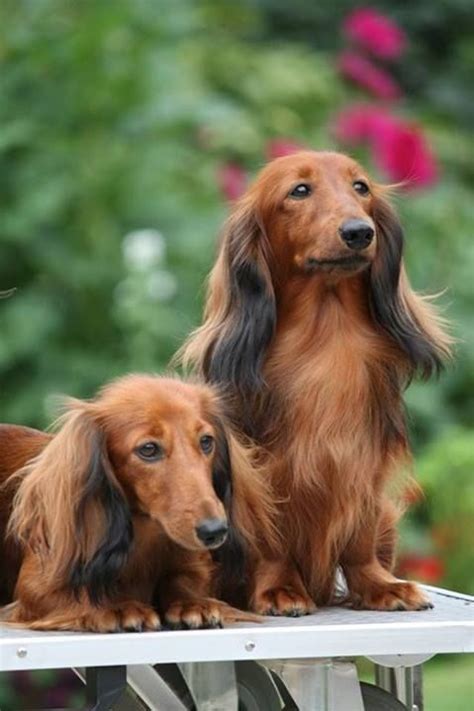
[266,272,407,473]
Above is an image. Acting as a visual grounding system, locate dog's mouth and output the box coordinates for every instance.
[177,534,228,553]
[304,255,369,274]
[166,527,228,552]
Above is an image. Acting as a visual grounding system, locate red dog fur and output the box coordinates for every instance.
[0,374,276,631]
[180,151,452,615]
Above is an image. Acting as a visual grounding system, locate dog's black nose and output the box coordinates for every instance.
[195,518,228,548]
[339,219,374,250]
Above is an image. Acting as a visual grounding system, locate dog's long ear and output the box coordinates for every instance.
[210,414,234,511]
[8,402,133,603]
[208,413,245,605]
[369,195,452,381]
[210,408,280,605]
[180,196,276,398]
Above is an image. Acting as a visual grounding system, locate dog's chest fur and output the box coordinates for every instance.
[262,281,407,593]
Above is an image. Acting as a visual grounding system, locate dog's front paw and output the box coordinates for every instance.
[113,601,162,631]
[85,601,161,632]
[252,586,316,617]
[165,599,224,629]
[26,601,161,633]
[350,581,433,612]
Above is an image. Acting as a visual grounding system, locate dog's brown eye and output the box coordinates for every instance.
[353,180,370,196]
[288,183,312,199]
[136,442,164,461]
[199,435,214,455]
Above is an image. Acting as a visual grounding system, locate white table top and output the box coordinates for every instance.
[1,586,473,672]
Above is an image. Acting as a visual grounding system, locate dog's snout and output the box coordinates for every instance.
[339,220,374,251]
[195,518,228,548]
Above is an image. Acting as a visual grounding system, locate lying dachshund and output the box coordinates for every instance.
[0,374,277,631]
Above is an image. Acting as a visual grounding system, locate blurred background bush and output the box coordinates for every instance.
[0,0,472,708]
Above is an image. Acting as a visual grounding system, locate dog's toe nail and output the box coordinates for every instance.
[125,623,143,632]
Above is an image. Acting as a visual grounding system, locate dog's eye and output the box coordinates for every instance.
[288,183,312,199]
[199,435,214,455]
[136,442,164,461]
[353,180,370,196]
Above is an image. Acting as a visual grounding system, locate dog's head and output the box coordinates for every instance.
[94,375,232,551]
[8,375,248,602]
[242,150,379,277]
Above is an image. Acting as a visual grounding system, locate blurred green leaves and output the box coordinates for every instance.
[0,0,345,425]
[411,429,474,592]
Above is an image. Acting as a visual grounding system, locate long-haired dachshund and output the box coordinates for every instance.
[180,151,452,615]
[0,374,276,631]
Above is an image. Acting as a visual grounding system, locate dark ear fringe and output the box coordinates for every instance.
[369,198,444,380]
[204,209,276,398]
[210,416,247,607]
[210,416,232,505]
[69,432,133,604]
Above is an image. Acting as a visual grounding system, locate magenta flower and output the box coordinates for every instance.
[333,103,381,144]
[333,104,439,189]
[217,162,247,201]
[266,139,305,160]
[343,8,406,60]
[338,50,401,100]
[373,121,438,188]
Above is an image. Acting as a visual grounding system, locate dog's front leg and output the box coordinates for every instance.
[249,556,316,616]
[7,552,161,632]
[341,508,432,612]
[159,549,226,629]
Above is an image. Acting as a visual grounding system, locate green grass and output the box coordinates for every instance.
[359,654,473,711]
[424,655,474,711]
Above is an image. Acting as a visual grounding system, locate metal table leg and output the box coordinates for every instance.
[75,665,187,711]
[370,653,433,711]
[179,661,239,711]
[262,658,365,711]
[127,665,188,710]
[84,666,127,711]
[412,665,424,711]
[374,662,424,710]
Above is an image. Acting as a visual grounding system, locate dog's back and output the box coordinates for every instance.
[0,424,51,603]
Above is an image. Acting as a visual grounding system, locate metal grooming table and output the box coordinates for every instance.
[1,585,473,710]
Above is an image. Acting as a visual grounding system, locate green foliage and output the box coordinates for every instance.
[0,0,344,425]
[413,429,474,592]
[250,0,474,127]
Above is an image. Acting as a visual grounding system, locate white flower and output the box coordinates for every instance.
[122,229,165,270]
[146,270,177,302]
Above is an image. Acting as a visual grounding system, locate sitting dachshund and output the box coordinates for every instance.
[0,374,277,631]
[180,151,451,614]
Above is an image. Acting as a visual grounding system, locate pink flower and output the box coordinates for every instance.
[333,103,382,144]
[333,104,439,189]
[338,51,401,100]
[334,103,402,144]
[216,162,247,201]
[344,8,406,60]
[266,139,305,160]
[373,120,438,188]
